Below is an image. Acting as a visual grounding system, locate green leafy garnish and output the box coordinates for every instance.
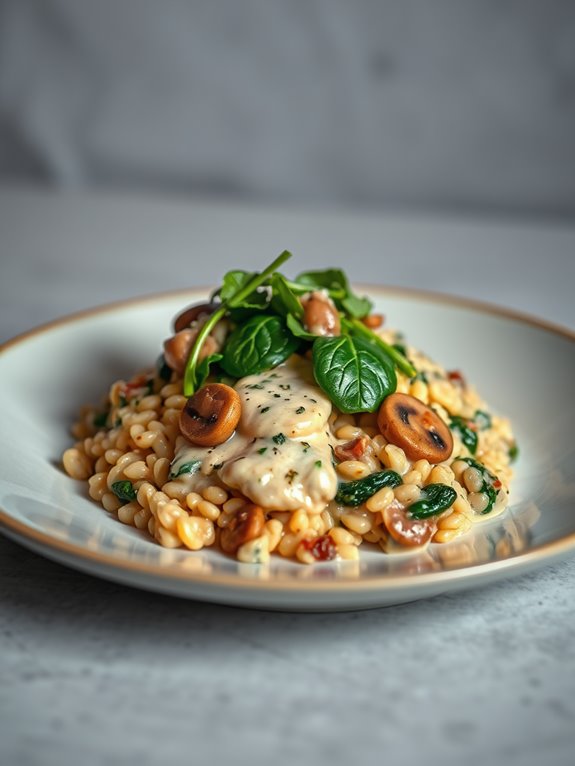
[312,334,397,414]
[457,456,500,514]
[111,481,137,502]
[335,470,402,506]
[220,315,299,378]
[450,415,478,455]
[407,483,457,519]
[272,433,286,445]
[169,460,202,480]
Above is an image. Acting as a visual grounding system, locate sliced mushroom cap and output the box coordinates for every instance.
[220,503,265,555]
[179,383,241,447]
[377,393,453,464]
[382,499,437,547]
[173,302,217,333]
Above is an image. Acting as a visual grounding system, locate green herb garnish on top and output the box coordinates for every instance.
[175,251,416,413]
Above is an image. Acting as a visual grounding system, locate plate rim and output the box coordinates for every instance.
[1,285,574,600]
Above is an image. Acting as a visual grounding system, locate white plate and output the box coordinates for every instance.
[1,288,574,611]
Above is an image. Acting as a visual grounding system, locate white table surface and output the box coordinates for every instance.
[1,186,574,766]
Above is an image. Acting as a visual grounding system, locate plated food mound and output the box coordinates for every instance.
[63,252,518,564]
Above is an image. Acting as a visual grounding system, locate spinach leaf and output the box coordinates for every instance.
[220,315,299,377]
[285,313,317,341]
[183,251,291,396]
[169,460,202,480]
[407,483,457,519]
[187,352,223,392]
[111,480,137,502]
[456,456,500,514]
[344,317,417,378]
[475,410,492,430]
[220,271,256,304]
[295,268,372,318]
[450,415,478,455]
[312,334,397,413]
[335,469,402,506]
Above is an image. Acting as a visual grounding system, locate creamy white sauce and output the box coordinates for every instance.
[171,357,338,512]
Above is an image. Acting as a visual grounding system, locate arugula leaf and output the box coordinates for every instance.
[220,315,299,377]
[312,334,396,413]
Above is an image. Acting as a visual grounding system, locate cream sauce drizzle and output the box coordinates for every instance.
[170,357,338,512]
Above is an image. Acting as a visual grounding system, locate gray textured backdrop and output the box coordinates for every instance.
[1,0,574,216]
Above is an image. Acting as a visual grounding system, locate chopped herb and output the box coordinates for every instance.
[315,461,322,468]
[285,469,298,484]
[111,481,137,502]
[273,433,286,445]
[475,410,492,430]
[309,398,317,404]
[273,393,281,398]
[260,406,270,414]
[169,460,201,480]
[258,447,268,455]
[295,406,305,414]
[279,384,291,391]
[408,483,457,519]
[301,441,311,453]
[247,383,265,390]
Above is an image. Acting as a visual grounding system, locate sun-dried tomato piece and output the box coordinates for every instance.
[334,435,369,463]
[302,534,337,561]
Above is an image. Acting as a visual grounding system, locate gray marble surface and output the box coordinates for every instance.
[1,187,574,766]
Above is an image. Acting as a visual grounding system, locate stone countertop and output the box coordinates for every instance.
[1,187,574,766]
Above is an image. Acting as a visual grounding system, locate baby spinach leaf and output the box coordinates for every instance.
[286,313,317,341]
[111,481,137,502]
[341,293,373,319]
[456,456,500,514]
[408,483,457,519]
[295,268,372,318]
[312,334,397,413]
[189,352,223,391]
[220,270,256,303]
[335,469,402,506]
[220,315,299,377]
[450,415,478,455]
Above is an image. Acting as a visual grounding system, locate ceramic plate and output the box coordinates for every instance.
[1,289,574,611]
